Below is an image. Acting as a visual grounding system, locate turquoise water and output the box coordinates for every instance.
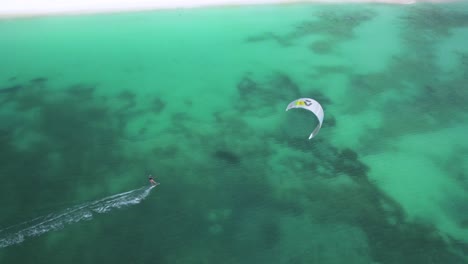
[1,3,468,263]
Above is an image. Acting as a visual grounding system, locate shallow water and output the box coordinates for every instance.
[0,3,467,263]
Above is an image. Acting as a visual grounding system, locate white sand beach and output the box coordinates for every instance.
[0,0,457,19]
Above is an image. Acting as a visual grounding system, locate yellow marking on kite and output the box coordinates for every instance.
[296,101,305,106]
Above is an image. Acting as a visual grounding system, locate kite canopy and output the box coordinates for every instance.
[286,98,324,140]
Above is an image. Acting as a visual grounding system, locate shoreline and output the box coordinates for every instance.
[0,0,460,20]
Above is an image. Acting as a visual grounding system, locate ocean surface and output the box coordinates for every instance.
[1,2,468,263]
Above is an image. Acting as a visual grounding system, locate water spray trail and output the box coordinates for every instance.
[0,185,155,248]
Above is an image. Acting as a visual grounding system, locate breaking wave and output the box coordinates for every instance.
[0,185,155,248]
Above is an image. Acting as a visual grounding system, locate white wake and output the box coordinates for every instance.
[0,185,155,248]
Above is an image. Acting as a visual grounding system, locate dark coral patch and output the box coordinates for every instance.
[0,84,22,94]
[213,150,241,164]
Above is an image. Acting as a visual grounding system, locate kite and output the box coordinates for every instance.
[286,98,324,140]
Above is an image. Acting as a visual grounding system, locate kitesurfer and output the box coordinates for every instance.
[148,175,159,186]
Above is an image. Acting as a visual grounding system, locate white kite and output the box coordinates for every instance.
[286,98,324,140]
